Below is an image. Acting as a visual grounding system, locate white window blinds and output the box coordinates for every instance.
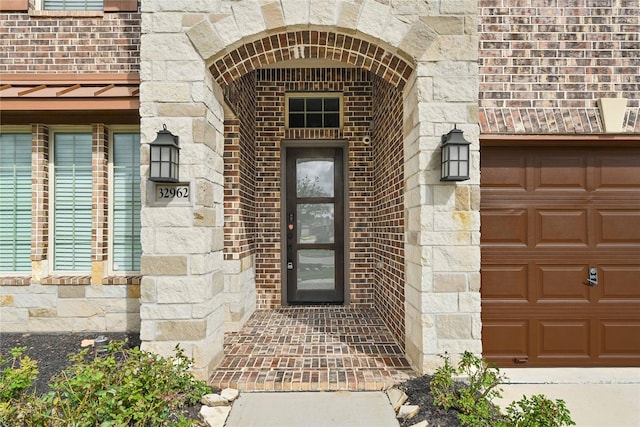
[0,134,32,272]
[53,133,92,271]
[112,133,141,272]
[43,0,103,10]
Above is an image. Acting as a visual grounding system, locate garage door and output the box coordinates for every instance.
[481,143,640,366]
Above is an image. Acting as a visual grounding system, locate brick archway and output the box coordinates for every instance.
[209,30,414,90]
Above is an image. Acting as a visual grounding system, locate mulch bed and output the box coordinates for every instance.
[1,332,462,426]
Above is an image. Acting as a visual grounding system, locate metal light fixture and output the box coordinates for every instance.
[440,126,470,181]
[149,124,180,182]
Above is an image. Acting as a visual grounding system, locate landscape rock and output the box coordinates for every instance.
[201,393,229,407]
[199,405,231,427]
[409,421,429,427]
[386,387,409,411]
[397,404,420,420]
[220,387,240,402]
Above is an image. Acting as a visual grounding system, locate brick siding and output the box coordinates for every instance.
[0,10,140,74]
[479,0,640,133]
[224,67,406,333]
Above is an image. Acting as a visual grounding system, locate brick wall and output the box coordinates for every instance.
[224,73,256,262]
[225,67,406,345]
[479,0,640,133]
[479,0,639,109]
[0,10,140,74]
[372,76,405,346]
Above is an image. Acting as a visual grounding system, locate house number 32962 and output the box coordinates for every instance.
[157,186,189,199]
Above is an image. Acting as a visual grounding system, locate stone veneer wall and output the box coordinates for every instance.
[140,0,480,377]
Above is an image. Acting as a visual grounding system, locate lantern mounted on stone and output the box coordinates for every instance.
[440,126,471,182]
[149,124,180,183]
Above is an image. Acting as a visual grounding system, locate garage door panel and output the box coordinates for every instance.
[482,264,528,300]
[599,321,640,355]
[481,210,528,246]
[482,144,640,367]
[538,265,590,300]
[536,210,588,246]
[596,211,640,245]
[483,320,529,356]
[595,151,640,189]
[534,153,588,190]
[538,320,591,357]
[481,148,527,189]
[600,265,640,299]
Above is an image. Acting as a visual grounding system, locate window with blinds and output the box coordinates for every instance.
[43,0,103,10]
[111,133,141,272]
[53,133,92,272]
[0,134,32,272]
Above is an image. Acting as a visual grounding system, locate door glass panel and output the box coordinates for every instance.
[296,159,334,197]
[297,204,334,243]
[297,249,335,290]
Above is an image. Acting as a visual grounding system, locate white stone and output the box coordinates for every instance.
[310,0,337,25]
[433,246,480,271]
[397,404,420,420]
[201,393,229,407]
[281,0,309,26]
[231,1,266,37]
[386,387,408,412]
[220,388,239,402]
[409,420,429,427]
[357,0,390,39]
[200,405,231,427]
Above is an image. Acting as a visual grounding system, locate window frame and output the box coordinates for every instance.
[108,127,141,276]
[0,129,33,275]
[285,93,343,129]
[48,128,94,275]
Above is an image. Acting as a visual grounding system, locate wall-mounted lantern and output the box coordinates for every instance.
[149,124,180,182]
[440,126,470,182]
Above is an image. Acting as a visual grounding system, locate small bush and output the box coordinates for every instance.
[0,341,211,426]
[430,351,505,426]
[504,394,575,427]
[430,351,575,427]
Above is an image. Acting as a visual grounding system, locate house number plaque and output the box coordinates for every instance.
[148,182,192,207]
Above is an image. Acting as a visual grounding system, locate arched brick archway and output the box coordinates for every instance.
[142,1,480,380]
[208,30,414,90]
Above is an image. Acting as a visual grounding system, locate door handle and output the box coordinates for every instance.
[586,268,598,287]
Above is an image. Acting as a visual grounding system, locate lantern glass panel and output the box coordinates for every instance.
[161,163,170,177]
[151,146,160,161]
[150,162,160,178]
[161,146,170,161]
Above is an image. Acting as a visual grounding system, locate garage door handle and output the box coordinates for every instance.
[586,268,598,286]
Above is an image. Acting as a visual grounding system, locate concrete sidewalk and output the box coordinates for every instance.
[497,368,640,427]
[225,391,399,427]
[223,368,640,427]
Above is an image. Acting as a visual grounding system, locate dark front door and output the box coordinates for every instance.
[285,147,344,304]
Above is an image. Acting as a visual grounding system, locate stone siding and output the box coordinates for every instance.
[140,0,481,376]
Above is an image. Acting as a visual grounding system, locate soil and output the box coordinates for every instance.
[1,332,462,426]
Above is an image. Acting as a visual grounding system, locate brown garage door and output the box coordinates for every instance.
[481,143,640,367]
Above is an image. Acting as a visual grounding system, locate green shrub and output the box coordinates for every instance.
[0,341,211,426]
[430,352,575,427]
[504,394,575,427]
[430,351,506,426]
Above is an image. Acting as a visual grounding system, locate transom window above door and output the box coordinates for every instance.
[286,94,342,129]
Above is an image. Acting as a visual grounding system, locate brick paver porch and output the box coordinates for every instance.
[209,307,415,391]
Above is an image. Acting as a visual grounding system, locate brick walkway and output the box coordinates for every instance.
[210,307,415,391]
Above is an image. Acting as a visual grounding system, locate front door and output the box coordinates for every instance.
[285,147,344,304]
